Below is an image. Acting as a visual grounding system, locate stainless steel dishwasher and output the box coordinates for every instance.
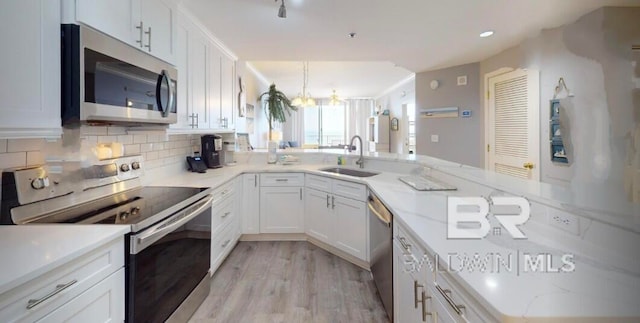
[368,192,393,321]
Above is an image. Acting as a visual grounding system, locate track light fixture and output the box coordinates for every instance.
[276,0,286,18]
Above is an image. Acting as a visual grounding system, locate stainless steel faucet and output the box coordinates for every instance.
[349,135,365,168]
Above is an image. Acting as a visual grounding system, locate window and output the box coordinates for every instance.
[303,102,347,147]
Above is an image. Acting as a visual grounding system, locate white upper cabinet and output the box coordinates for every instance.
[220,54,235,129]
[138,0,176,64]
[73,0,177,64]
[0,0,62,138]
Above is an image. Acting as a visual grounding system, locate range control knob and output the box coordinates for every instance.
[119,211,130,221]
[130,207,141,216]
[120,163,130,172]
[31,177,50,190]
[131,161,140,170]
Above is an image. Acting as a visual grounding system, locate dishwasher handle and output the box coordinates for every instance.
[368,194,391,227]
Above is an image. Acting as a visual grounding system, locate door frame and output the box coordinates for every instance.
[483,67,514,169]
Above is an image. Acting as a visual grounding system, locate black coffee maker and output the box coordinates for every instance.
[201,135,223,168]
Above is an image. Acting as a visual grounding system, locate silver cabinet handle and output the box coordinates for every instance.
[326,194,330,208]
[144,27,152,51]
[222,211,231,218]
[421,290,432,322]
[254,174,257,187]
[331,195,335,209]
[275,178,288,182]
[436,285,465,316]
[398,237,411,251]
[221,239,231,248]
[27,279,77,309]
[135,21,144,47]
[414,280,422,309]
[299,188,302,200]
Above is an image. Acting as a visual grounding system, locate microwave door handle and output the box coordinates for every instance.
[157,70,174,118]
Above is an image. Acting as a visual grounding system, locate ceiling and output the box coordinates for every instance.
[182,0,639,98]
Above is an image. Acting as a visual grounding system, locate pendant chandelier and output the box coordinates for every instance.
[291,61,316,107]
[328,89,343,105]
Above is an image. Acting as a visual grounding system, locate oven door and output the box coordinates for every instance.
[126,195,213,323]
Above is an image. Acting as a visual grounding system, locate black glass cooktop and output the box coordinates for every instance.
[29,186,207,227]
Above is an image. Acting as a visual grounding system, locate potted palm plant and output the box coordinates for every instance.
[259,84,298,141]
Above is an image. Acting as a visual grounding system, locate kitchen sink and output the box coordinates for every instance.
[319,167,379,177]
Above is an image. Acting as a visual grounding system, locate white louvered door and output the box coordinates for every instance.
[488,69,540,180]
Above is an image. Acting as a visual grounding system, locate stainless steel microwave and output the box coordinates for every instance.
[61,24,177,125]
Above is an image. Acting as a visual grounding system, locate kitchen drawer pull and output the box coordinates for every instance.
[414,280,423,309]
[326,194,330,208]
[398,237,411,250]
[222,211,231,218]
[331,195,335,209]
[27,279,78,309]
[421,290,432,321]
[436,284,465,316]
[275,178,289,182]
[254,174,257,187]
[221,239,231,248]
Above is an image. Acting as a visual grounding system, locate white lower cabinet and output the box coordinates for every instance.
[241,173,260,234]
[304,174,368,261]
[0,238,124,322]
[394,236,430,323]
[35,268,124,323]
[333,195,367,260]
[259,186,304,233]
[304,188,334,243]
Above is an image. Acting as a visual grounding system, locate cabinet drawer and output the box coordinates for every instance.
[0,238,124,322]
[434,272,488,323]
[212,193,235,234]
[305,174,332,192]
[332,179,367,201]
[395,224,435,285]
[211,181,234,206]
[210,220,239,273]
[260,173,304,187]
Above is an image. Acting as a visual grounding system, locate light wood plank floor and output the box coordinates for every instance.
[190,241,390,323]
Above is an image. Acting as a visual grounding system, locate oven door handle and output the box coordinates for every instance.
[131,194,213,254]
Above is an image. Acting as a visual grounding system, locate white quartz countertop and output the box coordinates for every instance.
[0,225,130,295]
[149,162,640,321]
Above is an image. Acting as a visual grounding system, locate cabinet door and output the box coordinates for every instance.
[241,174,260,234]
[76,0,134,45]
[220,54,235,129]
[208,45,222,128]
[304,188,334,244]
[172,16,190,129]
[139,0,176,64]
[334,196,368,261]
[188,29,209,129]
[0,0,61,138]
[36,268,124,323]
[394,241,423,323]
[259,187,304,233]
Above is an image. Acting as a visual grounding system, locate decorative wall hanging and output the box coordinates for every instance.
[550,99,569,164]
[390,117,399,131]
[419,107,458,118]
[238,77,246,117]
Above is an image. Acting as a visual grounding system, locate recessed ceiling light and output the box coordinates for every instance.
[480,30,494,38]
[348,32,356,38]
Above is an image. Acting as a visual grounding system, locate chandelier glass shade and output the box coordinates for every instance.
[291,62,316,107]
[328,89,342,105]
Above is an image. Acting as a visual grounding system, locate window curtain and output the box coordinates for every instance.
[346,99,374,151]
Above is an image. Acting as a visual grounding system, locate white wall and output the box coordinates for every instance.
[236,61,270,149]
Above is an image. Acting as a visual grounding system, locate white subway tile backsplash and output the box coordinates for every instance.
[124,144,141,155]
[80,125,108,136]
[145,159,164,169]
[140,143,153,152]
[27,151,45,166]
[97,136,117,143]
[106,126,127,135]
[7,139,45,152]
[170,134,187,142]
[158,149,171,159]
[133,135,147,144]
[117,135,134,145]
[145,151,159,160]
[152,143,165,151]
[0,139,7,153]
[147,134,169,143]
[0,152,26,170]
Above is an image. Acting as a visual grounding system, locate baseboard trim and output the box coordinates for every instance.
[239,233,370,270]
